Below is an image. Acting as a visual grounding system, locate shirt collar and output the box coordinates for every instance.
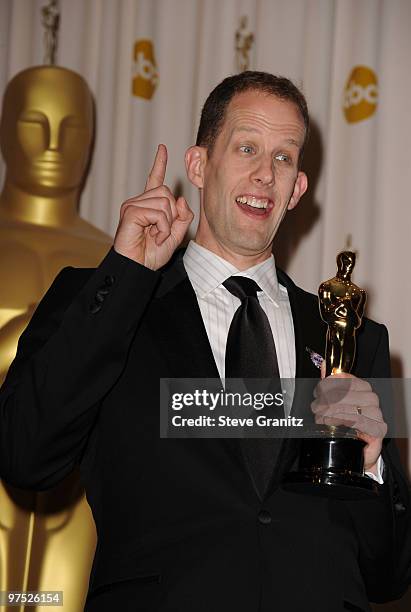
[183,240,281,306]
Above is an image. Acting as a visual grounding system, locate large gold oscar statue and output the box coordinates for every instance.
[0,66,111,610]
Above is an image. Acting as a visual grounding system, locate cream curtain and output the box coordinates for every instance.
[1,0,411,427]
[2,0,409,354]
[1,1,411,608]
[2,1,410,375]
[1,0,410,395]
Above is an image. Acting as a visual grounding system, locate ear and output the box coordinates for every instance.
[287,171,308,210]
[185,145,207,189]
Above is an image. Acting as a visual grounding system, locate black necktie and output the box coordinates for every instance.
[223,276,281,497]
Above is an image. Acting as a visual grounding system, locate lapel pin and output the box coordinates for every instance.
[305,347,323,370]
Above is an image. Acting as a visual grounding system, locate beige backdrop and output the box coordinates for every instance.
[0,1,410,609]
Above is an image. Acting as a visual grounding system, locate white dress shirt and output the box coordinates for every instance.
[183,240,295,382]
[183,240,383,484]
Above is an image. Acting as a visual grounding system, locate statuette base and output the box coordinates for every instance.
[283,428,381,499]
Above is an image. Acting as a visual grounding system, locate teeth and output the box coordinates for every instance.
[236,195,268,209]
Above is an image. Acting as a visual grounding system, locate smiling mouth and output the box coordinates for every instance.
[235,194,274,217]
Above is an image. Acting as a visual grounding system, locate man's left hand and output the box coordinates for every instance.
[311,372,387,475]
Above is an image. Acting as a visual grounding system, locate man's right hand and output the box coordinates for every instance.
[114,144,194,270]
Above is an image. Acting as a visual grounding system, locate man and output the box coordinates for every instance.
[1,71,410,611]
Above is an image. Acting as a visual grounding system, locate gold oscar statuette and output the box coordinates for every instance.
[319,251,366,376]
[0,65,112,610]
[283,251,381,499]
[235,16,254,73]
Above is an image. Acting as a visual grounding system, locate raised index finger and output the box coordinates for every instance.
[145,144,167,191]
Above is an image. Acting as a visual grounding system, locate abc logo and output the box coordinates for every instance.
[343,66,378,123]
[132,39,159,100]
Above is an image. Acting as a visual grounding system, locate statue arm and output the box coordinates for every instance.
[319,284,338,324]
[0,248,160,490]
[357,290,367,321]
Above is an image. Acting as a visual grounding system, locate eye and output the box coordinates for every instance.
[239,145,255,154]
[62,115,86,129]
[18,110,48,125]
[275,153,290,162]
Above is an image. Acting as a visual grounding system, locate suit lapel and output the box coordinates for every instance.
[264,269,325,496]
[277,270,326,378]
[277,268,326,380]
[149,268,220,379]
[147,252,249,476]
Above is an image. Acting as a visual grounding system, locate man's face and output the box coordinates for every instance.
[190,90,308,263]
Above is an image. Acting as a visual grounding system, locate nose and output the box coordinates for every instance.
[47,120,61,152]
[250,155,274,186]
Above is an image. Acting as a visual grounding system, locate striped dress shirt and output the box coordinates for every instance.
[183,240,295,392]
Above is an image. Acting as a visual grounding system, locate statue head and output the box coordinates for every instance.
[0,66,93,197]
[336,250,356,278]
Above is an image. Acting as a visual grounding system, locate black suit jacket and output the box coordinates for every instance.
[1,248,410,612]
